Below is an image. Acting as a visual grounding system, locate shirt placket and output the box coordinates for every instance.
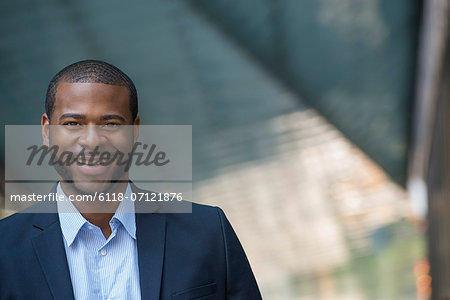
[97,220,119,300]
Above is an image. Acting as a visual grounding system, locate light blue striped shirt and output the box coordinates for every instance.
[57,183,141,300]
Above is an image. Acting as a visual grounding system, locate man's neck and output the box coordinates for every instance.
[60,180,129,238]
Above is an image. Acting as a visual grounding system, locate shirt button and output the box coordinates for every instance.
[100,249,107,256]
[88,225,94,230]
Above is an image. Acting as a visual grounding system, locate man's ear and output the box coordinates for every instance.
[133,116,140,144]
[41,113,50,146]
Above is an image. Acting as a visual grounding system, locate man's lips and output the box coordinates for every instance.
[75,156,110,175]
[76,162,109,175]
[77,158,102,165]
[76,153,113,165]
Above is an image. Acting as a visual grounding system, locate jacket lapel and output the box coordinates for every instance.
[30,181,166,300]
[31,213,75,300]
[136,212,167,300]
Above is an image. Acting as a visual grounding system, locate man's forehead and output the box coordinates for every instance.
[55,81,129,97]
[53,82,131,116]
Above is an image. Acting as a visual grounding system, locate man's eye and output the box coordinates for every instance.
[104,123,120,128]
[63,122,80,126]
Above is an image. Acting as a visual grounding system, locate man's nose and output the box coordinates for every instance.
[78,125,103,150]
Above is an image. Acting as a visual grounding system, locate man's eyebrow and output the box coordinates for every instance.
[100,114,126,122]
[59,113,86,121]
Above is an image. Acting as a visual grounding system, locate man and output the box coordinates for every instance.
[0,60,262,299]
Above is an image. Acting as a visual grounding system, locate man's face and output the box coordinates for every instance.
[41,82,140,194]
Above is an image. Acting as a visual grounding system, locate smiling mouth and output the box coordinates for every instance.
[77,158,102,166]
[73,155,109,173]
[77,157,101,165]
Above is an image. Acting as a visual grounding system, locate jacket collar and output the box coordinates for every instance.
[131,181,167,300]
[31,183,74,300]
[30,182,166,300]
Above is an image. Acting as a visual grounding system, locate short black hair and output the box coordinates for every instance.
[45,60,138,121]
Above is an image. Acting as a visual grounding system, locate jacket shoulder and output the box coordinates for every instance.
[164,201,224,227]
[0,211,34,231]
[0,210,58,250]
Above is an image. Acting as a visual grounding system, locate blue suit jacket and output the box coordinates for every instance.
[0,183,262,299]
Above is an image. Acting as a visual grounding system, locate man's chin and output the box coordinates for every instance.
[70,180,115,195]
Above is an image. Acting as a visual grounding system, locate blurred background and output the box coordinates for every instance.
[2,0,450,299]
